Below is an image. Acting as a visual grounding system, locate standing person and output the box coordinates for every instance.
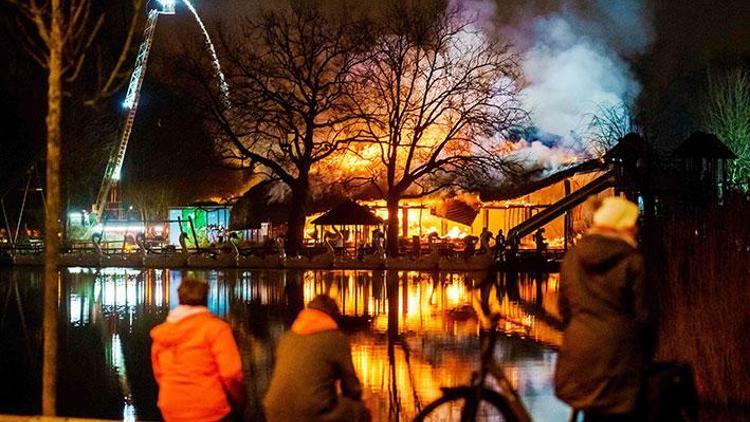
[151,278,246,421]
[507,233,520,260]
[264,295,370,422]
[462,235,478,259]
[479,227,493,254]
[555,197,653,421]
[534,228,548,255]
[412,234,421,258]
[494,229,506,262]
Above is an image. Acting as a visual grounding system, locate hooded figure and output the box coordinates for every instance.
[150,278,246,421]
[555,197,653,420]
[264,295,369,422]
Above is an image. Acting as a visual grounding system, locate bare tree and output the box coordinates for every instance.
[704,69,750,191]
[4,0,141,414]
[5,0,77,414]
[123,182,179,222]
[585,102,636,158]
[182,0,371,255]
[83,0,145,106]
[352,2,525,254]
[5,0,145,106]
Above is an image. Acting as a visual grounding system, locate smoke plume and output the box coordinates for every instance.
[461,0,653,173]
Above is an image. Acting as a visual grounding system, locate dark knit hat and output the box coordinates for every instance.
[307,295,341,319]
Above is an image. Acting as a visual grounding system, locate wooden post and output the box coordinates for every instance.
[402,206,408,238]
[188,216,199,251]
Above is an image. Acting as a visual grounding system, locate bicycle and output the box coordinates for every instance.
[413,311,533,422]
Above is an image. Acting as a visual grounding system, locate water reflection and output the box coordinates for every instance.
[0,268,568,421]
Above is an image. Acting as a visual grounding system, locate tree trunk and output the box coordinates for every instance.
[43,0,63,415]
[386,194,400,256]
[285,178,310,256]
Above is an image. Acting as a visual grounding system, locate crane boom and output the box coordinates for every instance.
[93,4,172,219]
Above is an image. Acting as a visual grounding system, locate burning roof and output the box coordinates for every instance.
[431,199,480,227]
[478,158,604,202]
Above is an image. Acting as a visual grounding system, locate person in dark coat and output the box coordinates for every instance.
[264,295,370,422]
[555,197,653,421]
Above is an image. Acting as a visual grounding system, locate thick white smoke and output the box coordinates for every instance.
[522,16,641,142]
[459,0,653,173]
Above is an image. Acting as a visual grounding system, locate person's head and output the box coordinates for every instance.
[592,196,640,239]
[178,278,209,306]
[307,295,341,320]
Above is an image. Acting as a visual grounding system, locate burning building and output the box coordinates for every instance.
[230,157,613,251]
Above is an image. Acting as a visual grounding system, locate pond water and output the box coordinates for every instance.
[0,267,569,421]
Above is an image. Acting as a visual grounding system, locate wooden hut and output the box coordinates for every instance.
[229,181,287,242]
[311,200,383,251]
[673,131,737,198]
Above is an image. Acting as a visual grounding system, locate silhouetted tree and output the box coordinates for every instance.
[180,0,372,255]
[352,2,525,254]
[4,0,142,413]
[585,103,636,158]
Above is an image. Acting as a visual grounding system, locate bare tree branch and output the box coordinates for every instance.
[173,0,373,254]
[350,1,526,252]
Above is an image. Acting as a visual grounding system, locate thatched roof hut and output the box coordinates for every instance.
[311,200,382,226]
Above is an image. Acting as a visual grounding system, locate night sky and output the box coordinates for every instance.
[0,0,749,216]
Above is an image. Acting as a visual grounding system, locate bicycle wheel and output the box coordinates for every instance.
[414,386,521,422]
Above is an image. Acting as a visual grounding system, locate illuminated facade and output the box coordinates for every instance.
[300,169,611,248]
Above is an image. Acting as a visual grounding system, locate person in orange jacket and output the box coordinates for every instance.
[151,278,246,421]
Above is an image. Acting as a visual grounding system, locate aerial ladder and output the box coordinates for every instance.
[92,0,175,220]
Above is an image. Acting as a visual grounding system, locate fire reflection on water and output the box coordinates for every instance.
[0,267,569,421]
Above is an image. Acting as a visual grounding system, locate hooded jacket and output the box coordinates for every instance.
[555,233,652,414]
[150,306,245,422]
[263,309,363,422]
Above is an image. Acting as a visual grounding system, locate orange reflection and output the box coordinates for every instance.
[57,268,563,421]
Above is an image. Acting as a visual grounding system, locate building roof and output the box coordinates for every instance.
[603,132,653,162]
[187,200,223,207]
[229,181,288,230]
[673,131,737,159]
[431,199,479,226]
[229,181,348,230]
[311,200,383,226]
[479,158,604,202]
